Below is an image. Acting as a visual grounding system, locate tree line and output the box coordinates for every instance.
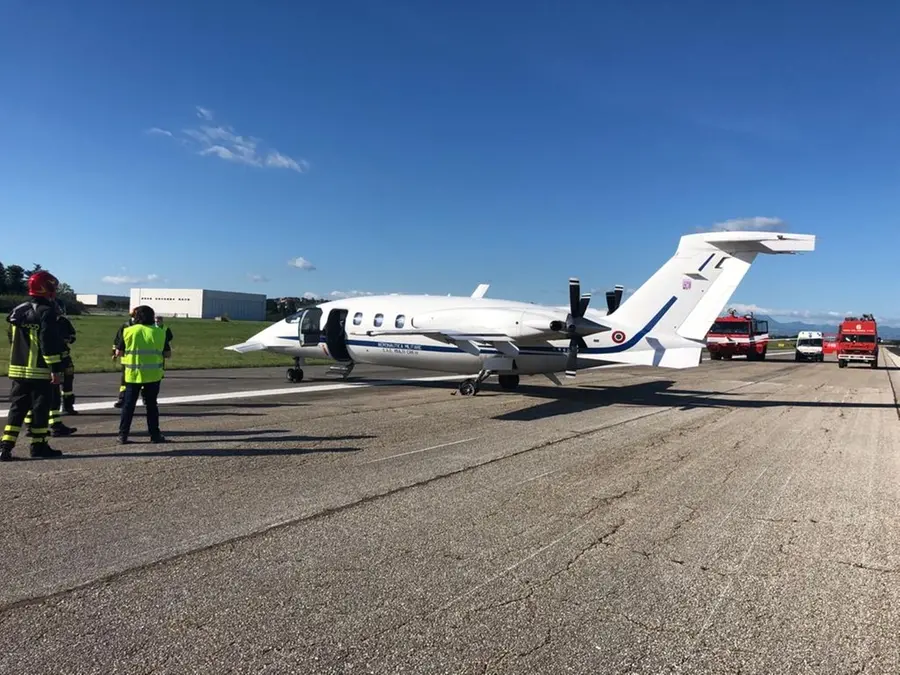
[0,261,84,314]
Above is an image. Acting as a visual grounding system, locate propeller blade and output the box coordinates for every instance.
[565,336,587,377]
[614,284,624,309]
[578,293,590,317]
[605,290,617,314]
[606,284,625,314]
[568,278,580,317]
[565,341,578,377]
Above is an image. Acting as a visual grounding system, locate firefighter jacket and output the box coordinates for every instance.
[5,299,66,380]
[112,319,133,355]
[116,323,170,385]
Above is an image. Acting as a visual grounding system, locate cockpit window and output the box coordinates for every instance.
[285,311,304,323]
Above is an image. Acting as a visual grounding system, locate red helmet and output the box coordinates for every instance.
[27,270,60,298]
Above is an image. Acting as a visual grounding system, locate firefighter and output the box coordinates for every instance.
[113,309,137,409]
[22,298,77,435]
[115,304,171,444]
[0,271,67,461]
[57,300,79,414]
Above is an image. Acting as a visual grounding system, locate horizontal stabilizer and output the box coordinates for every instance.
[224,341,268,353]
[696,231,815,255]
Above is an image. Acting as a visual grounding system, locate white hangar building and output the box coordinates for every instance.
[130,288,266,321]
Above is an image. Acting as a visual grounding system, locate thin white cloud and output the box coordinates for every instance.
[301,291,319,300]
[147,106,309,173]
[709,217,788,232]
[247,274,269,283]
[288,257,316,271]
[329,290,376,299]
[102,273,160,285]
[729,303,852,323]
[266,151,308,172]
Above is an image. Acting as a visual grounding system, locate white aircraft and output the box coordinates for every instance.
[226,230,815,396]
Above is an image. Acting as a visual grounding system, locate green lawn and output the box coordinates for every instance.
[0,314,333,374]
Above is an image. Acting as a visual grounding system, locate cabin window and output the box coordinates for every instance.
[374,313,384,327]
[395,314,405,328]
[353,312,362,326]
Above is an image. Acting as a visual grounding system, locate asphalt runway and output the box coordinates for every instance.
[1,350,899,673]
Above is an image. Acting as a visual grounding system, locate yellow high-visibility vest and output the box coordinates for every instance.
[121,324,167,384]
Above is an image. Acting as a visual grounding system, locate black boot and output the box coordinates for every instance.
[30,442,62,459]
[50,422,77,437]
[0,442,13,462]
[63,395,78,414]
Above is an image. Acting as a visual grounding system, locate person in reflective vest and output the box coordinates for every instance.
[114,304,171,444]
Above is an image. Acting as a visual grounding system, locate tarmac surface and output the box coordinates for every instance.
[1,349,899,674]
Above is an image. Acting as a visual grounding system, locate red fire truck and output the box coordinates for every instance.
[836,314,879,368]
[706,310,769,361]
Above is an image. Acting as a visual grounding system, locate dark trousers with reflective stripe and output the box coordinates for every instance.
[119,381,161,438]
[63,363,75,400]
[24,384,62,427]
[2,379,53,446]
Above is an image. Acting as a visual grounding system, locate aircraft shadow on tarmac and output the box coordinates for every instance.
[72,429,374,442]
[69,445,363,459]
[472,379,900,422]
[89,410,266,419]
[64,431,372,459]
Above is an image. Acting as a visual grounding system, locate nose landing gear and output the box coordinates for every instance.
[286,357,304,383]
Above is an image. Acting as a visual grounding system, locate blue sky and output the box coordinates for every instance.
[1,0,899,324]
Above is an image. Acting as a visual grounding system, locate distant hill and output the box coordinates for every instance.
[758,315,900,340]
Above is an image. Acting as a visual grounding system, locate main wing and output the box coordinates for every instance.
[224,341,268,353]
[366,328,520,356]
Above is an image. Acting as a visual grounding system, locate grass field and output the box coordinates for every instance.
[0,315,333,374]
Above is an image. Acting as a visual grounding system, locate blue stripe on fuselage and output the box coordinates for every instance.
[276,295,679,356]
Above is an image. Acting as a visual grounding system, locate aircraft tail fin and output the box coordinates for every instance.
[582,230,815,368]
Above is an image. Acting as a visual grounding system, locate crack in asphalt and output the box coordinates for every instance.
[0,407,671,616]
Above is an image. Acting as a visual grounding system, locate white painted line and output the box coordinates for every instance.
[360,437,478,465]
[0,375,470,416]
[0,350,781,416]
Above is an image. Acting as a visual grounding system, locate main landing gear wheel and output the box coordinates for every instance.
[455,369,494,396]
[498,374,520,391]
[458,380,477,396]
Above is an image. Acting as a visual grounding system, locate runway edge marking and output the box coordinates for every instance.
[0,363,638,415]
[0,375,470,416]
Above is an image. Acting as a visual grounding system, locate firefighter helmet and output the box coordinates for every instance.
[27,270,59,298]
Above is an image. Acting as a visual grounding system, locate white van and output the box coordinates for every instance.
[795,330,824,362]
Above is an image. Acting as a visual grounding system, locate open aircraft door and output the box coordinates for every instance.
[297,307,322,347]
